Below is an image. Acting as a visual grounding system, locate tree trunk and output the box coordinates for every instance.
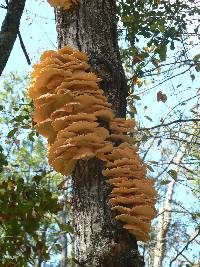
[0,0,26,76]
[55,1,144,266]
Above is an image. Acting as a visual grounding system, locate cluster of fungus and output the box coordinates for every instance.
[103,143,157,241]
[28,46,114,175]
[47,0,80,10]
[28,46,156,242]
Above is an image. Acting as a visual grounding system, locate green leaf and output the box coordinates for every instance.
[131,94,141,100]
[144,115,153,122]
[193,54,200,61]
[7,128,18,138]
[72,258,81,264]
[158,46,167,61]
[32,175,43,184]
[170,41,175,50]
[142,135,148,142]
[59,223,74,233]
[28,132,35,142]
[157,139,162,146]
[195,64,200,72]
[149,160,158,164]
[190,74,195,81]
[146,165,154,172]
[160,180,171,185]
[167,169,178,180]
[130,106,137,114]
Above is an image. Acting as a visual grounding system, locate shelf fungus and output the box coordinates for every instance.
[108,117,136,145]
[28,45,114,174]
[28,45,156,242]
[103,143,157,242]
[47,0,80,10]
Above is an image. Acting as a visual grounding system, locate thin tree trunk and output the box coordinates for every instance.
[36,225,48,267]
[153,130,196,267]
[152,179,176,267]
[60,201,68,267]
[55,1,144,266]
[0,0,26,76]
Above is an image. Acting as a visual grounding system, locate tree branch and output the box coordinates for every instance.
[0,0,26,76]
[169,230,200,266]
[139,119,200,131]
[18,30,31,65]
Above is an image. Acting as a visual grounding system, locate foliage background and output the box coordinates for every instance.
[0,0,199,266]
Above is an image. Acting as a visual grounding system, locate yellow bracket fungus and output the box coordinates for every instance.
[28,45,157,242]
[47,0,80,10]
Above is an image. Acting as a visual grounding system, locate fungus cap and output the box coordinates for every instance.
[111,205,157,219]
[35,119,56,138]
[109,195,156,206]
[123,225,150,241]
[115,214,151,232]
[52,113,97,131]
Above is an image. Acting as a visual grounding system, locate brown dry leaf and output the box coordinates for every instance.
[157,91,167,103]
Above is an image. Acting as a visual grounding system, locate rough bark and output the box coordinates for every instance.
[55,0,127,117]
[0,0,26,76]
[72,159,143,267]
[55,1,144,266]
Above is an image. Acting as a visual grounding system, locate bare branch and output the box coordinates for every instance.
[18,31,31,65]
[139,119,200,131]
[169,230,200,266]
